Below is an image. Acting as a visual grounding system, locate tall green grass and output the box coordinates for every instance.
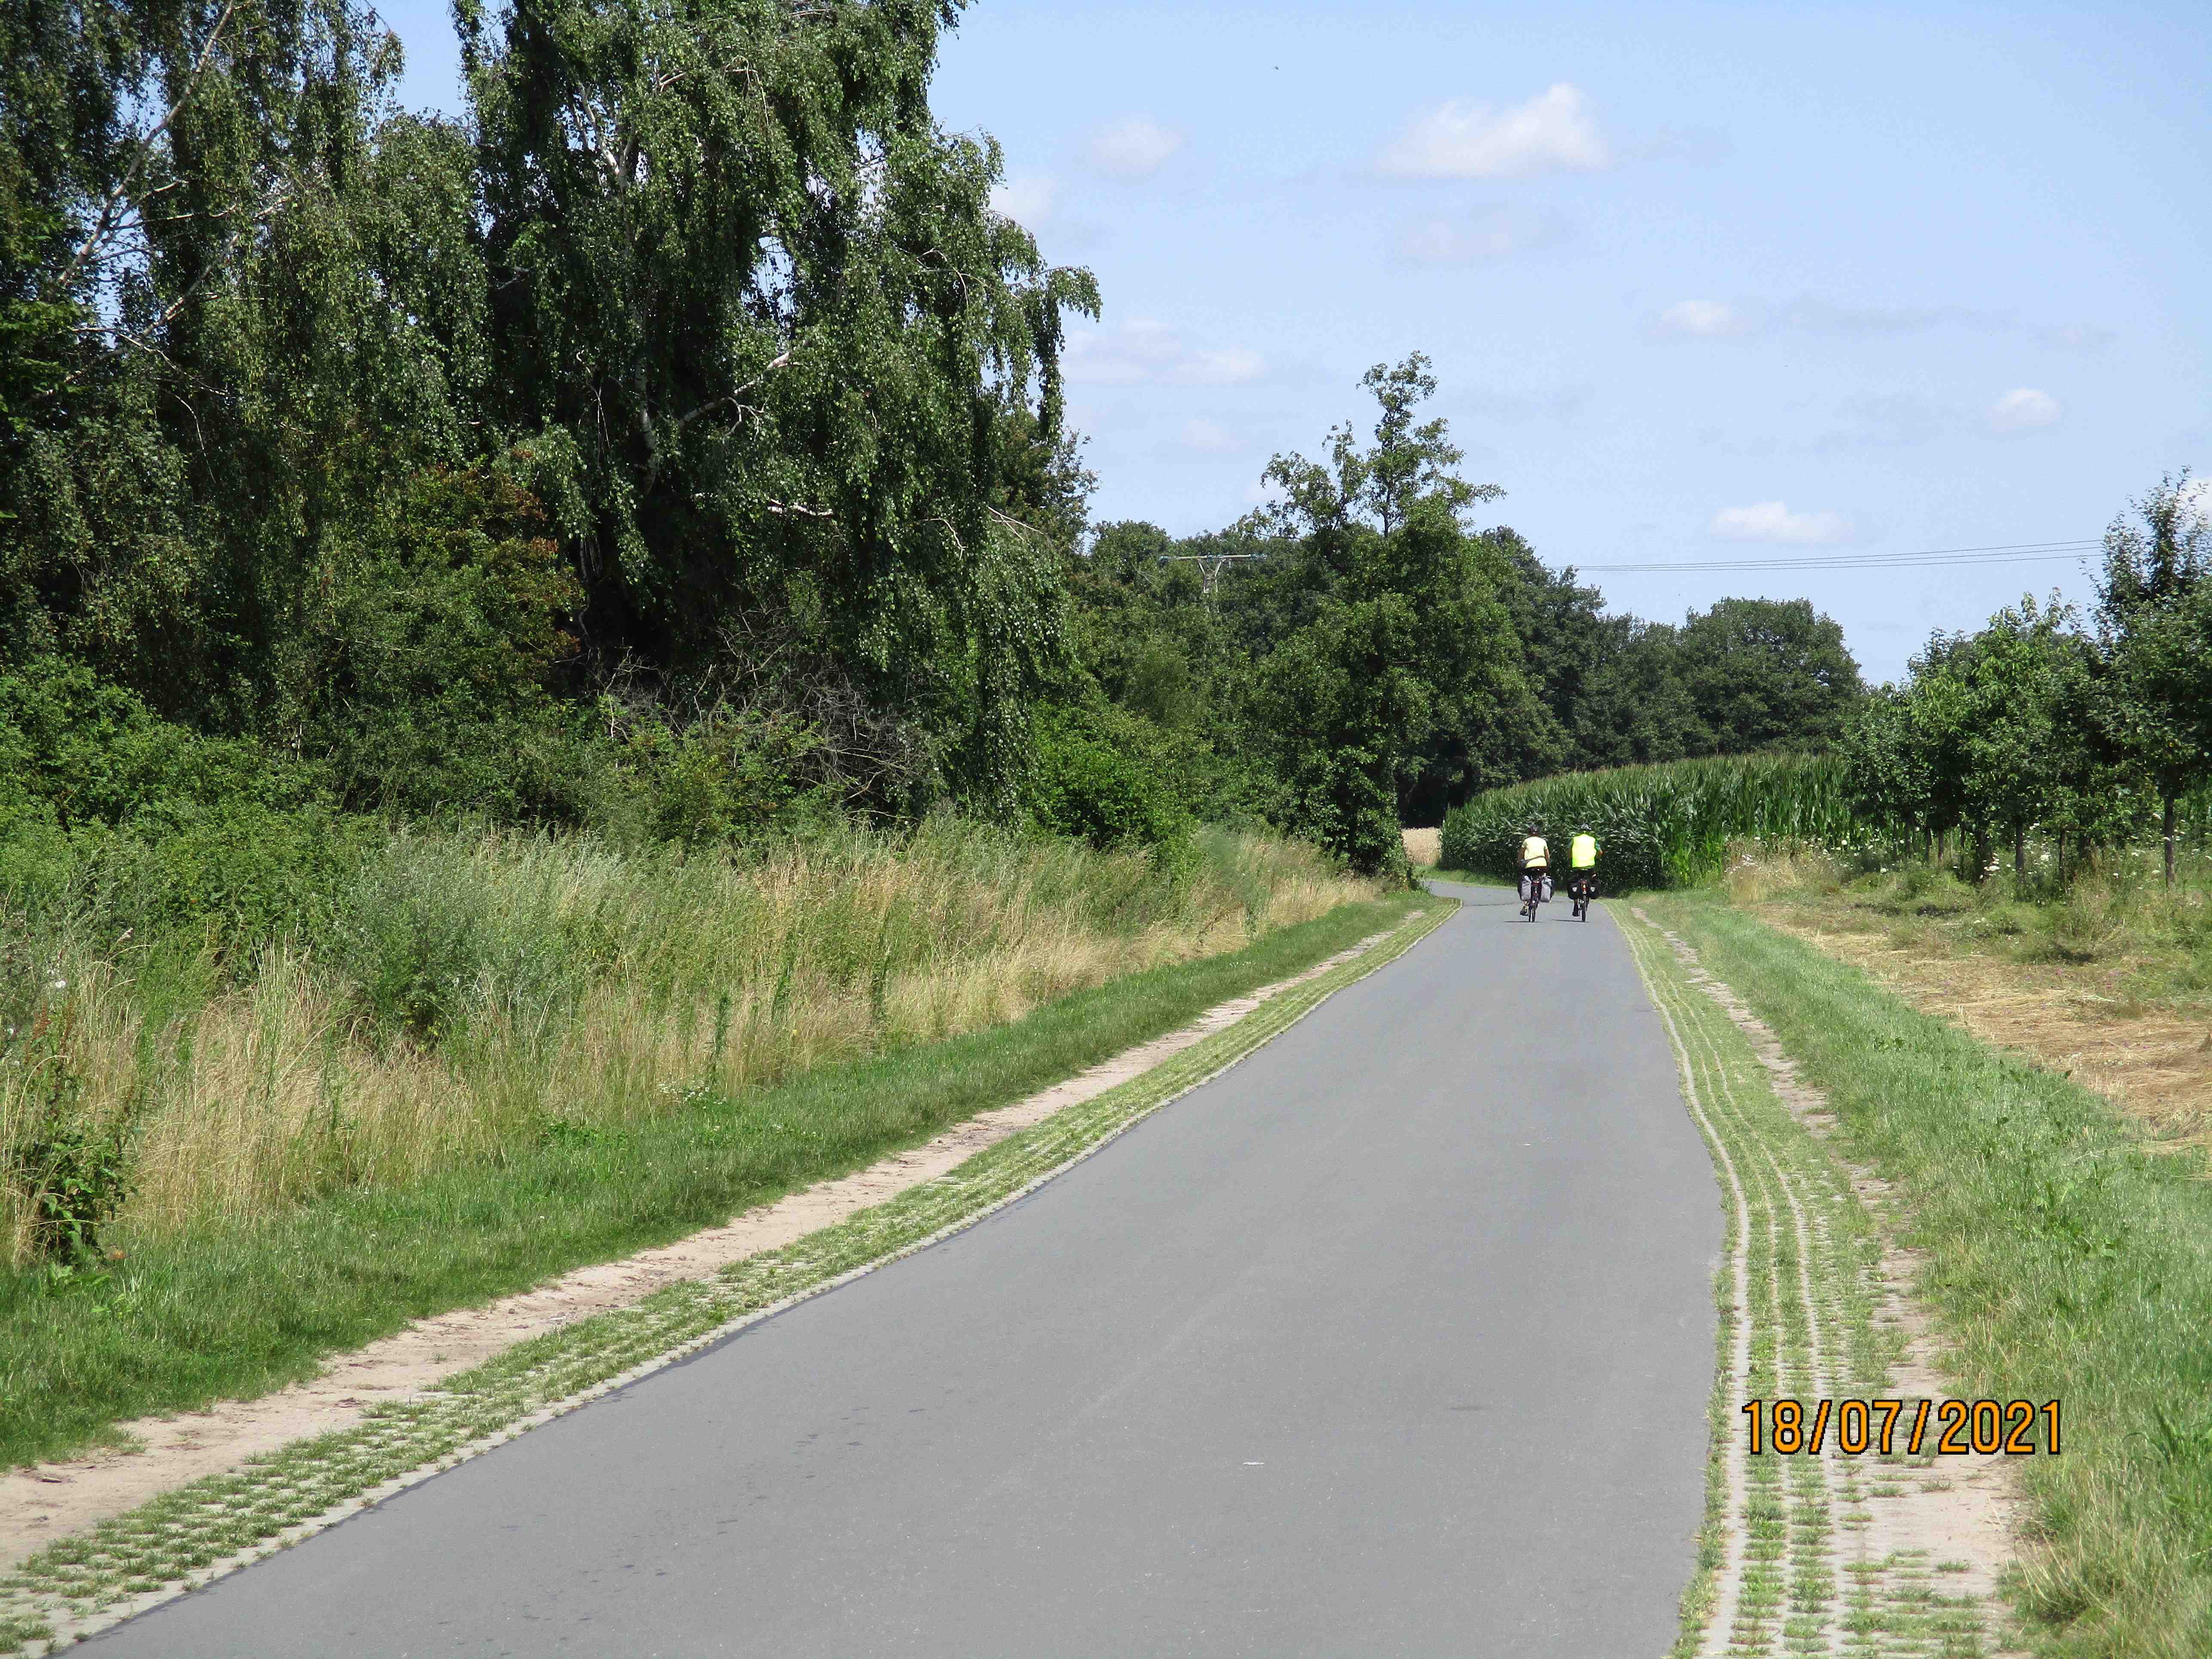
[1440,754,1856,890]
[0,890,1427,1470]
[1,819,1369,1255]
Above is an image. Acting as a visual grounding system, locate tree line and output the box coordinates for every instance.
[4,0,1097,820]
[2,0,1866,881]
[1842,475,2211,888]
[1055,356,1864,870]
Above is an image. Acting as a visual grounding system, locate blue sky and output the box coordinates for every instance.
[376,0,2210,680]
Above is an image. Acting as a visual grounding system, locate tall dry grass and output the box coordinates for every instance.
[2,820,1368,1256]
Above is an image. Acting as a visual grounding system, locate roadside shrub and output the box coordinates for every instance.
[1030,710,1191,860]
[0,799,73,923]
[77,804,377,966]
[340,854,493,1045]
[0,657,326,828]
[626,708,835,847]
[308,468,590,823]
[1,998,129,1263]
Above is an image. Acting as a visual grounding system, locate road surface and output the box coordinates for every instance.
[91,881,1719,1656]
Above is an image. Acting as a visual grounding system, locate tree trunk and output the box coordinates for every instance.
[2166,793,2178,890]
[2015,822,2027,889]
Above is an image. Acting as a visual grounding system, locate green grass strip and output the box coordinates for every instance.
[1621,906,1992,1659]
[1644,892,2212,1659]
[0,899,1452,1653]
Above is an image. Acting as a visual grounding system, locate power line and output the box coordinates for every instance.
[1580,537,2102,574]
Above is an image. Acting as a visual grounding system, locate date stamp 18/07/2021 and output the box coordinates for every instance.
[1741,1398,2062,1458]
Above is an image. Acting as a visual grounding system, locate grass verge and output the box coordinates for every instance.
[0,895,1452,1654]
[2,891,1432,1471]
[1644,889,2212,1659]
[1618,908,1999,1657]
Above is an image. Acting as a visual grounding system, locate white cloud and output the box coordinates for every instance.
[1657,299,1757,339]
[1710,501,1856,545]
[1179,346,1267,386]
[1814,392,1947,452]
[1665,292,1986,338]
[1987,387,2061,433]
[1063,321,1267,387]
[1787,296,1983,334]
[1085,116,1185,179]
[1634,127,1733,167]
[989,173,1060,224]
[1378,83,1610,179]
[1179,418,1243,456]
[2035,323,2116,352]
[1395,205,1570,266]
[1463,383,1595,422]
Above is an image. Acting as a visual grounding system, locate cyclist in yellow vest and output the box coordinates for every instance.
[1567,827,1600,918]
[1516,825,1551,908]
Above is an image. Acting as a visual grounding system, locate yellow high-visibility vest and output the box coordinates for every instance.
[1519,836,1548,867]
[1571,834,1598,869]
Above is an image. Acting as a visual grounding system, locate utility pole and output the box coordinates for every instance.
[1156,552,1265,598]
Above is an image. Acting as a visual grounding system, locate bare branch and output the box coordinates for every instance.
[59,0,240,293]
[674,351,792,428]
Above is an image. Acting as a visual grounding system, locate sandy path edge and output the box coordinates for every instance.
[0,930,1392,1570]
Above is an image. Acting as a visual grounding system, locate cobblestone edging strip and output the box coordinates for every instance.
[1621,907,2019,1658]
[0,901,1452,1655]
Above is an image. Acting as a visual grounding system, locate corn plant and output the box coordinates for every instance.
[1440,755,1858,890]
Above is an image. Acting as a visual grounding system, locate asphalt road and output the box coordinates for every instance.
[92,880,1719,1658]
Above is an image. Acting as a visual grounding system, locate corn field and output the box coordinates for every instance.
[1440,754,1859,890]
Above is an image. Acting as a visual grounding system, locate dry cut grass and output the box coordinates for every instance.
[3,822,1369,1257]
[1722,841,2212,1150]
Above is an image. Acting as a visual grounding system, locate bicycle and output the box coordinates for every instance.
[1519,870,1550,921]
[1568,872,1597,921]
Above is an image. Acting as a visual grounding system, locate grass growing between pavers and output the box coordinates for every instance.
[0,896,1452,1654]
[1643,890,2212,1659]
[1621,909,1917,1658]
[1,892,1435,1472]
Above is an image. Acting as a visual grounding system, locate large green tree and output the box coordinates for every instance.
[1674,596,1863,754]
[1250,355,1546,863]
[0,0,1099,820]
[2095,472,2212,887]
[462,0,1096,801]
